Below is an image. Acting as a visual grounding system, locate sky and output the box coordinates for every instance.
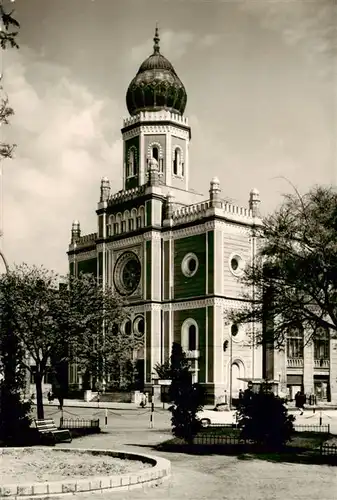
[0,0,336,274]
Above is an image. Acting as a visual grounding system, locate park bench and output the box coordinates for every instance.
[35,418,72,445]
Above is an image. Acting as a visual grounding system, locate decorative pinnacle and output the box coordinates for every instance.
[153,22,160,53]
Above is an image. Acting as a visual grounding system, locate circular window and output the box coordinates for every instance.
[113,251,141,295]
[231,324,239,337]
[122,319,132,336]
[133,316,145,338]
[230,323,246,343]
[181,253,199,278]
[229,253,245,277]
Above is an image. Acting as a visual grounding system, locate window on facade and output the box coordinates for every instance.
[286,327,304,358]
[106,224,111,237]
[152,146,159,161]
[173,148,180,175]
[128,148,137,177]
[123,319,132,336]
[136,216,142,229]
[188,324,197,351]
[121,221,127,233]
[128,219,134,231]
[113,223,119,235]
[314,327,329,360]
[30,366,37,384]
[44,367,53,384]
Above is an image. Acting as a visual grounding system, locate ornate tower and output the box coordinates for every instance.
[122,27,191,191]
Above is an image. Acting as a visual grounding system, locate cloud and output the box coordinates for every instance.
[241,0,336,78]
[2,47,124,274]
[197,34,223,48]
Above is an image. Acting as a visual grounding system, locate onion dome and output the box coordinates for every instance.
[126,26,187,116]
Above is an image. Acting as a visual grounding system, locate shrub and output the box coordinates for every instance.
[237,382,295,449]
[168,342,205,444]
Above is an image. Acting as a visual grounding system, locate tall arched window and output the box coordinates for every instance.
[181,319,198,352]
[188,324,196,351]
[127,147,137,177]
[152,146,159,161]
[173,148,180,175]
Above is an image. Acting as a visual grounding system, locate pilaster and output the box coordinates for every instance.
[303,341,314,394]
[329,338,337,402]
[213,303,224,398]
[139,131,145,185]
[166,132,172,185]
[213,224,223,295]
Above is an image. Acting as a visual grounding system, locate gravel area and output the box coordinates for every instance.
[0,448,151,484]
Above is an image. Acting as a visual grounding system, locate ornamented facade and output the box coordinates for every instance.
[67,28,337,404]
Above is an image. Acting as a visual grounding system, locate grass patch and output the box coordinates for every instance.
[155,429,335,465]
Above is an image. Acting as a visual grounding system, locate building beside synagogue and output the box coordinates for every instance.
[66,28,337,404]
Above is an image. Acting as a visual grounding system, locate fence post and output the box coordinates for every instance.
[60,416,63,428]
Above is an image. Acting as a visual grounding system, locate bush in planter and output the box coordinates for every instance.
[237,382,295,449]
[168,342,205,444]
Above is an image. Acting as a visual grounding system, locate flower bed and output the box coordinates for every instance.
[1,448,151,484]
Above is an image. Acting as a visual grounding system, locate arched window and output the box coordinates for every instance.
[127,147,137,177]
[152,146,159,161]
[130,208,137,231]
[188,324,196,351]
[173,148,180,175]
[137,206,145,228]
[181,319,198,352]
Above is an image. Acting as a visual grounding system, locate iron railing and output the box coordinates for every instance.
[59,418,100,429]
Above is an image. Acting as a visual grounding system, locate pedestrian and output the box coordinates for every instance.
[47,391,54,403]
[295,391,304,415]
[139,392,147,408]
[58,394,64,411]
[239,389,244,401]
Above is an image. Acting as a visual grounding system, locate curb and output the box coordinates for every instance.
[0,448,171,498]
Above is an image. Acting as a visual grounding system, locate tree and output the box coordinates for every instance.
[0,264,136,419]
[168,342,205,444]
[153,359,171,380]
[229,186,337,346]
[0,2,19,161]
[0,318,32,445]
[0,3,28,445]
[237,382,295,449]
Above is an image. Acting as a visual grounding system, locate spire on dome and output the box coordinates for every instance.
[153,23,160,53]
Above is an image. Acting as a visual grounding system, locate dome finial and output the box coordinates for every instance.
[153,22,160,53]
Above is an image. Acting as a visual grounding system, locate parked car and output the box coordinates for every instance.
[196,404,236,428]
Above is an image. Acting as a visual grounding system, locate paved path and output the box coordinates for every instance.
[49,405,337,500]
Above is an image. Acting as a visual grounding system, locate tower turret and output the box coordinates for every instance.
[249,187,261,217]
[122,26,191,192]
[209,176,222,208]
[71,220,81,244]
[100,176,111,202]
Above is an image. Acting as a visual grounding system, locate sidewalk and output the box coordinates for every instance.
[30,398,337,412]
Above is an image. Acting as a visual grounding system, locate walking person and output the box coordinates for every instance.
[295,391,304,415]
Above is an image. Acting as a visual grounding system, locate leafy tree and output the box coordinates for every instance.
[0,2,19,162]
[229,186,337,346]
[0,265,137,419]
[0,3,29,445]
[237,382,295,449]
[168,342,205,444]
[153,359,171,380]
[0,322,32,445]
